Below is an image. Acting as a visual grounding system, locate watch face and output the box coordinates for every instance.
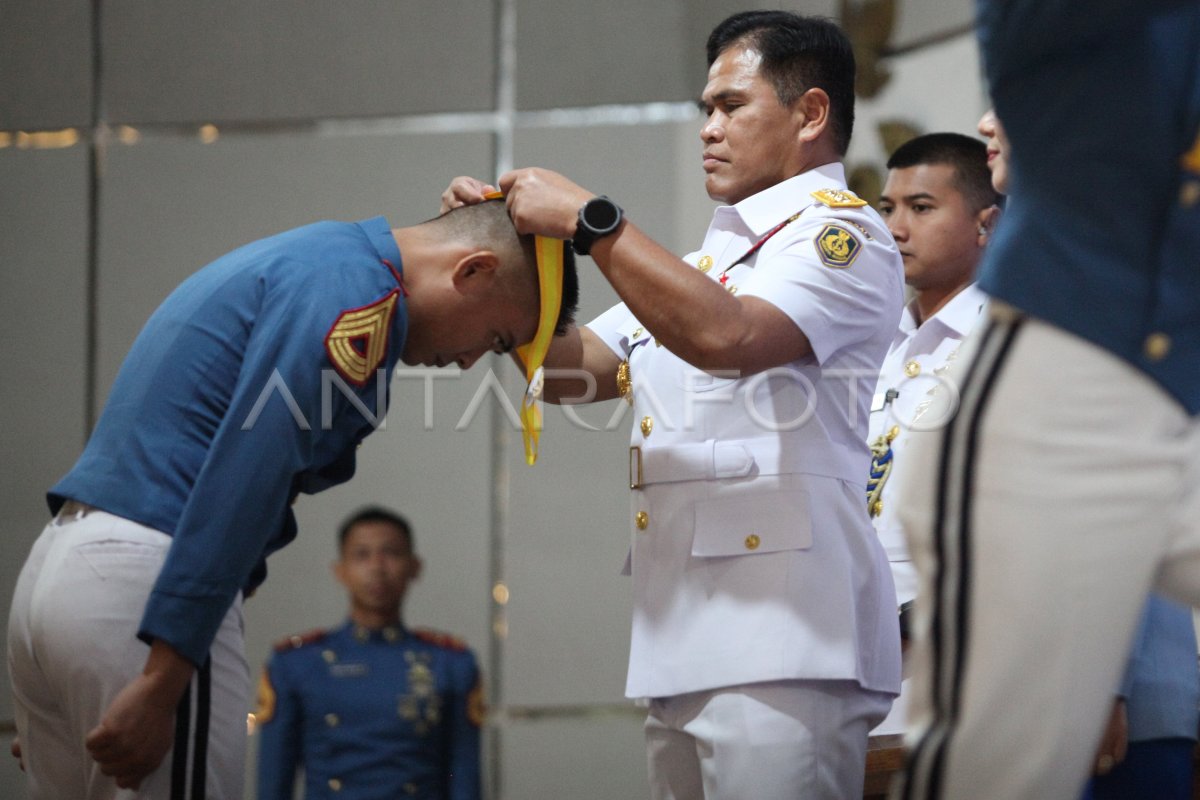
[585,198,620,231]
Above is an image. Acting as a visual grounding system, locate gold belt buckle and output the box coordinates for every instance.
[629,446,643,490]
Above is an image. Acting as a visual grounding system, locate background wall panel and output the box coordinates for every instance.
[0,0,92,129]
[102,1,496,124]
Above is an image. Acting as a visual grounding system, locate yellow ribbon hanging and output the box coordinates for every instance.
[483,191,564,465]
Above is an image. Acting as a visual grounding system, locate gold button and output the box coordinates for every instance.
[640,416,653,438]
[383,627,399,642]
[635,511,649,530]
[698,255,714,273]
[329,778,343,792]
[1180,181,1200,208]
[1144,333,1171,362]
[405,783,418,795]
[871,501,883,517]
[726,284,738,295]
[325,713,340,727]
[904,361,920,378]
[632,327,644,339]
[744,534,761,551]
[322,649,337,664]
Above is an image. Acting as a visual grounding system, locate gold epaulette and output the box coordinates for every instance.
[811,188,868,208]
[413,627,468,652]
[273,628,327,652]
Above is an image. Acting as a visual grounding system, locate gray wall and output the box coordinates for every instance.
[0,1,985,797]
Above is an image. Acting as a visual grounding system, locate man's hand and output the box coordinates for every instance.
[85,640,195,790]
[11,736,24,772]
[498,168,594,240]
[440,176,498,213]
[1092,698,1128,776]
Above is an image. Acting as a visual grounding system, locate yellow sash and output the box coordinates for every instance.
[483,191,564,465]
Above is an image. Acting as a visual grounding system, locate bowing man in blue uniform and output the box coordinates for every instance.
[257,507,482,800]
[7,201,577,800]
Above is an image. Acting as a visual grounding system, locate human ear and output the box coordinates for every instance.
[977,204,1002,242]
[796,87,831,143]
[451,251,501,292]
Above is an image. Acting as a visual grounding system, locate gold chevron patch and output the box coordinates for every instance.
[325,289,400,386]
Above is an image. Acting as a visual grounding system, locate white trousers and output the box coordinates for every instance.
[645,679,893,800]
[894,313,1200,799]
[7,510,251,800]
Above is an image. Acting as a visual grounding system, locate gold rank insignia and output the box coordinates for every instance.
[325,289,400,386]
[254,668,276,724]
[811,188,867,208]
[815,224,861,268]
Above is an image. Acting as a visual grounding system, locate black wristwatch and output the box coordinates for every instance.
[572,195,624,256]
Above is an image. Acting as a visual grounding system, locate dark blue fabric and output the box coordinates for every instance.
[1081,738,1195,800]
[975,0,1200,412]
[257,621,482,800]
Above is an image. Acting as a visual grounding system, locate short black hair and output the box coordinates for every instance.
[553,243,580,336]
[426,200,579,336]
[338,506,413,553]
[887,132,1003,213]
[706,11,856,155]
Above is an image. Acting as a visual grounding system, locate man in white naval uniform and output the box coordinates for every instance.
[443,11,902,798]
[865,133,1000,735]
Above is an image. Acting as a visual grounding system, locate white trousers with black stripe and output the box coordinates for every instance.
[8,510,250,800]
[891,309,1200,800]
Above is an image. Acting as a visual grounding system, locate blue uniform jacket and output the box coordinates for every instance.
[256,621,483,800]
[49,218,409,665]
[975,0,1200,413]
[1119,595,1200,743]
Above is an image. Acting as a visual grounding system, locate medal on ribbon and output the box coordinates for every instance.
[484,191,564,465]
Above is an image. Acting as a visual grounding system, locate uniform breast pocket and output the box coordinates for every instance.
[691,486,812,557]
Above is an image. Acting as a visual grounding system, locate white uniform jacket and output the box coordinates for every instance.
[588,164,904,699]
[867,285,987,605]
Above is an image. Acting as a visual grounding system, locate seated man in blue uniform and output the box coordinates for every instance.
[256,507,482,800]
[6,200,578,800]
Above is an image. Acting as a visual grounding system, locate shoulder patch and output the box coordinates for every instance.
[811,188,867,208]
[325,289,400,387]
[815,224,862,269]
[273,628,327,652]
[413,627,468,652]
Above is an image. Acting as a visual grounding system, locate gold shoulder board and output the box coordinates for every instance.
[811,188,867,208]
